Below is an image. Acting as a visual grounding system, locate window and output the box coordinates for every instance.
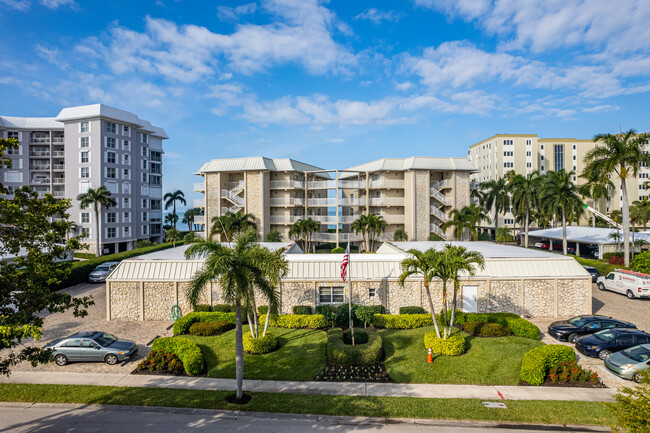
[106,167,116,179]
[123,169,130,179]
[107,152,116,164]
[573,165,577,171]
[150,199,161,210]
[504,218,514,224]
[106,213,116,223]
[526,140,531,145]
[541,155,544,161]
[123,212,130,223]
[142,147,148,157]
[123,154,130,165]
[142,173,147,182]
[141,133,148,144]
[142,199,148,208]
[150,163,161,174]
[80,122,89,133]
[142,160,147,170]
[504,139,513,145]
[81,227,90,237]
[123,140,130,151]
[8,131,18,139]
[142,225,148,235]
[640,173,649,179]
[81,213,90,223]
[122,183,130,194]
[123,198,130,208]
[107,227,116,238]
[369,288,376,298]
[81,152,89,163]
[106,137,116,148]
[319,286,344,304]
[526,151,531,156]
[150,151,162,162]
[106,122,116,133]
[503,151,513,157]
[142,212,148,222]
[123,125,130,135]
[573,144,576,150]
[573,155,576,160]
[149,175,161,185]
[80,137,89,148]
[504,162,514,168]
[80,167,89,178]
[526,162,532,167]
[554,144,564,170]
[123,226,130,237]
[541,145,544,150]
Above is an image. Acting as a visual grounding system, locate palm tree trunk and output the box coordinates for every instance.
[441,280,448,336]
[592,198,597,228]
[524,206,529,248]
[423,281,441,339]
[94,203,101,256]
[234,300,244,400]
[263,304,271,337]
[448,280,459,334]
[247,311,256,338]
[173,201,177,230]
[622,178,630,267]
[562,209,567,255]
[632,222,636,260]
[494,207,499,240]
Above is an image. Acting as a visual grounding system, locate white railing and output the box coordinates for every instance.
[312,231,395,243]
[339,197,367,206]
[470,181,480,190]
[430,188,449,205]
[270,180,304,189]
[194,216,205,225]
[430,206,447,221]
[339,180,367,189]
[220,205,240,215]
[308,215,358,224]
[229,181,245,194]
[432,179,452,190]
[193,183,205,192]
[30,137,50,144]
[221,189,244,206]
[52,191,65,198]
[52,164,65,170]
[381,214,404,224]
[369,179,405,189]
[307,180,335,189]
[306,197,336,206]
[29,151,50,157]
[52,137,64,144]
[269,215,303,224]
[52,151,65,157]
[369,197,404,206]
[52,178,65,184]
[270,197,305,206]
[30,165,50,170]
[194,199,205,208]
[30,178,50,184]
[430,224,445,237]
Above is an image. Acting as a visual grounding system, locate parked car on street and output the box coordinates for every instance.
[547,315,636,343]
[604,344,650,383]
[597,269,650,299]
[88,261,120,283]
[575,328,650,360]
[583,266,600,283]
[45,331,136,366]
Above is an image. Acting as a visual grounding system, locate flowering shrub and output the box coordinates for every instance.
[520,344,575,385]
[609,254,625,265]
[548,360,599,384]
[136,350,184,374]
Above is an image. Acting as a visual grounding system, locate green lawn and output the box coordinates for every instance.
[573,256,626,276]
[186,326,327,381]
[380,326,543,385]
[0,384,615,426]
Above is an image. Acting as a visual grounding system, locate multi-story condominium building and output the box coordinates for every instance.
[194,156,475,245]
[468,133,650,230]
[0,104,168,254]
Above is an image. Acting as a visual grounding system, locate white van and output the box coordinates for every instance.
[597,269,650,299]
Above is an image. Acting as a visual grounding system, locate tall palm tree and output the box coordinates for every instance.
[632,198,650,230]
[351,214,370,252]
[77,186,117,256]
[182,208,201,232]
[367,214,386,251]
[264,229,282,242]
[164,213,178,228]
[185,229,286,400]
[399,248,443,339]
[211,211,257,241]
[579,176,614,228]
[301,218,320,253]
[288,220,305,250]
[442,244,485,334]
[583,129,650,266]
[508,172,540,248]
[163,190,186,230]
[442,208,467,240]
[539,170,582,255]
[464,203,490,241]
[480,177,510,238]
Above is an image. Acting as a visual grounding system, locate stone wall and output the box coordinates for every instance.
[523,280,555,317]
[245,171,263,237]
[144,282,175,320]
[557,278,591,317]
[414,170,431,241]
[205,173,220,239]
[109,282,140,321]
[488,280,522,314]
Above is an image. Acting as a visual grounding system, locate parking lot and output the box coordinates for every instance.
[5,282,173,373]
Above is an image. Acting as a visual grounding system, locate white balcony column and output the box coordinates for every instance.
[304,171,309,219]
[365,171,370,215]
[335,169,340,249]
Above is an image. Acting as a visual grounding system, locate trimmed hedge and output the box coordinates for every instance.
[462,313,540,340]
[343,329,369,345]
[151,337,204,375]
[292,306,312,315]
[258,314,328,329]
[243,333,278,355]
[373,314,433,329]
[423,332,467,356]
[463,321,512,337]
[188,320,234,336]
[520,344,576,385]
[193,304,211,312]
[400,306,426,315]
[212,304,233,313]
[173,312,237,335]
[327,328,383,366]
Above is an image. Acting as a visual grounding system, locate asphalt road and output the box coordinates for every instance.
[0,404,609,433]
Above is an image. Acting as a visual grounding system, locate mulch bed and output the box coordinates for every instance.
[314,363,393,383]
[131,368,207,377]
[518,378,606,388]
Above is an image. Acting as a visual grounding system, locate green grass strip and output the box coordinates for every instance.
[0,384,614,426]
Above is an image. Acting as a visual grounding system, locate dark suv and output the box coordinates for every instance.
[575,328,650,360]
[547,315,636,343]
[583,266,600,283]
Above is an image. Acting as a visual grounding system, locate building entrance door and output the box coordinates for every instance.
[462,286,478,313]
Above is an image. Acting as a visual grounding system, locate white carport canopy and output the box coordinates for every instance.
[524,226,650,246]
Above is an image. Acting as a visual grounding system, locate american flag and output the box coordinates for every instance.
[340,242,350,282]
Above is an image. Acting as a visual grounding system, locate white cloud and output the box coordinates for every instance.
[414,0,490,20]
[395,81,413,91]
[0,0,30,11]
[40,0,76,9]
[217,2,257,21]
[354,8,403,24]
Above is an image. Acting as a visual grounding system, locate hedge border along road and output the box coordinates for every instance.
[326,328,383,366]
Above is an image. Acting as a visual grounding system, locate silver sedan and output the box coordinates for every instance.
[45,331,137,366]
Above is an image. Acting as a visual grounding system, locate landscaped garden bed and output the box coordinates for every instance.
[314,363,393,382]
[519,344,604,388]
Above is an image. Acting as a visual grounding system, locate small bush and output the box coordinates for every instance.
[331,247,345,253]
[342,329,369,345]
[193,304,211,313]
[173,312,237,335]
[609,255,625,265]
[151,337,204,375]
[188,320,234,336]
[603,252,624,260]
[549,360,599,384]
[373,314,433,329]
[428,233,444,241]
[477,232,492,241]
[327,328,383,366]
[609,370,650,433]
[400,306,426,315]
[464,321,512,337]
[292,305,312,315]
[632,250,650,274]
[316,305,336,326]
[259,314,328,329]
[368,305,386,314]
[464,312,540,340]
[334,303,362,327]
[423,332,467,356]
[136,350,184,374]
[243,333,278,354]
[520,344,576,385]
[212,304,233,313]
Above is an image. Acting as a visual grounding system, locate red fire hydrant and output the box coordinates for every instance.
[427,347,433,363]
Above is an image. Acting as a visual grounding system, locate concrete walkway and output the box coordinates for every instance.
[0,371,617,402]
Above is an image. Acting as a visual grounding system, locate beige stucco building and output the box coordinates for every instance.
[193,156,476,245]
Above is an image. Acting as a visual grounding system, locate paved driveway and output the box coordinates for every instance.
[4,282,172,373]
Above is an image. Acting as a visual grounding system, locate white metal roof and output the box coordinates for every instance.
[55,104,168,138]
[339,157,476,178]
[0,116,62,130]
[525,226,650,246]
[378,241,561,258]
[196,157,330,177]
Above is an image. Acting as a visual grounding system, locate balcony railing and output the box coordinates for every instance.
[193,183,205,192]
[270,180,304,189]
[52,151,65,157]
[52,164,65,170]
[307,215,357,224]
[30,165,50,170]
[369,179,404,189]
[52,191,65,198]
[269,215,303,224]
[30,178,50,184]
[369,197,404,206]
[430,188,450,205]
[52,178,65,184]
[306,197,336,207]
[430,206,448,221]
[312,232,395,242]
[270,197,304,206]
[194,199,205,208]
[307,180,335,189]
[29,151,50,157]
[52,137,64,144]
[194,216,205,225]
[30,137,50,144]
[432,179,452,190]
[430,224,445,237]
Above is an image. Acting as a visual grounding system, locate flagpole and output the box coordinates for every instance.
[348,235,354,345]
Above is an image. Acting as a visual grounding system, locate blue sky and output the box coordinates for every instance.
[1,0,650,210]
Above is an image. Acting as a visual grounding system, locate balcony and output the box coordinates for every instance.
[30,137,50,144]
[52,151,65,157]
[369,197,404,206]
[312,232,394,242]
[52,137,64,144]
[30,178,50,184]
[52,191,65,198]
[306,197,336,207]
[308,215,358,224]
[270,180,304,189]
[470,181,480,190]
[52,178,65,184]
[193,183,205,192]
[339,180,367,189]
[194,199,205,208]
[29,165,50,171]
[430,206,448,222]
[269,215,302,224]
[29,151,50,157]
[432,179,452,190]
[369,179,404,189]
[52,164,65,171]
[194,216,205,225]
[430,224,446,238]
[307,180,335,189]
[270,197,304,206]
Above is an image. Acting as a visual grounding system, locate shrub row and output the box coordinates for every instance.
[151,337,204,375]
[460,312,540,340]
[293,306,312,315]
[243,333,278,354]
[258,314,328,329]
[520,344,576,385]
[326,328,383,366]
[373,313,433,329]
[213,304,234,313]
[194,304,211,312]
[173,312,237,335]
[400,306,426,315]
[315,304,385,328]
[463,321,512,337]
[188,320,235,336]
[423,332,467,356]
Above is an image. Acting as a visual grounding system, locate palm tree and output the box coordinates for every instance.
[539,170,582,255]
[163,190,186,230]
[164,213,178,228]
[583,129,650,266]
[185,229,287,400]
[211,211,257,241]
[508,172,540,248]
[579,176,614,228]
[442,208,467,240]
[182,208,201,232]
[632,198,650,230]
[367,214,386,251]
[463,203,490,241]
[165,228,182,247]
[393,228,408,241]
[630,204,644,258]
[399,249,443,339]
[302,218,320,253]
[480,177,510,238]
[442,244,485,333]
[351,214,370,252]
[264,229,282,242]
[288,220,305,250]
[495,227,514,243]
[77,186,117,256]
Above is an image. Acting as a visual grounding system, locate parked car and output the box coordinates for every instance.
[583,266,600,283]
[604,344,650,383]
[534,241,549,249]
[88,261,120,283]
[597,269,650,299]
[575,328,650,360]
[551,244,576,254]
[44,331,136,366]
[547,315,636,343]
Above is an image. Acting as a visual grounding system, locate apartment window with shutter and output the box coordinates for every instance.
[106,122,116,133]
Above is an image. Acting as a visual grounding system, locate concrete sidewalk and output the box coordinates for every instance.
[0,371,617,402]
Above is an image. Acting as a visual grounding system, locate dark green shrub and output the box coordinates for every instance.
[243,333,278,354]
[331,247,345,253]
[520,344,575,385]
[292,305,312,315]
[632,251,650,274]
[173,312,237,335]
[423,332,467,356]
[477,232,492,241]
[257,306,269,315]
[151,337,204,375]
[334,303,362,327]
[259,314,328,329]
[609,371,650,433]
[326,328,383,366]
[355,306,376,328]
[373,313,433,329]
[464,312,540,340]
[212,304,233,313]
[368,305,386,314]
[342,329,369,345]
[463,321,512,337]
[400,306,426,315]
[188,320,234,336]
[193,304,211,312]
